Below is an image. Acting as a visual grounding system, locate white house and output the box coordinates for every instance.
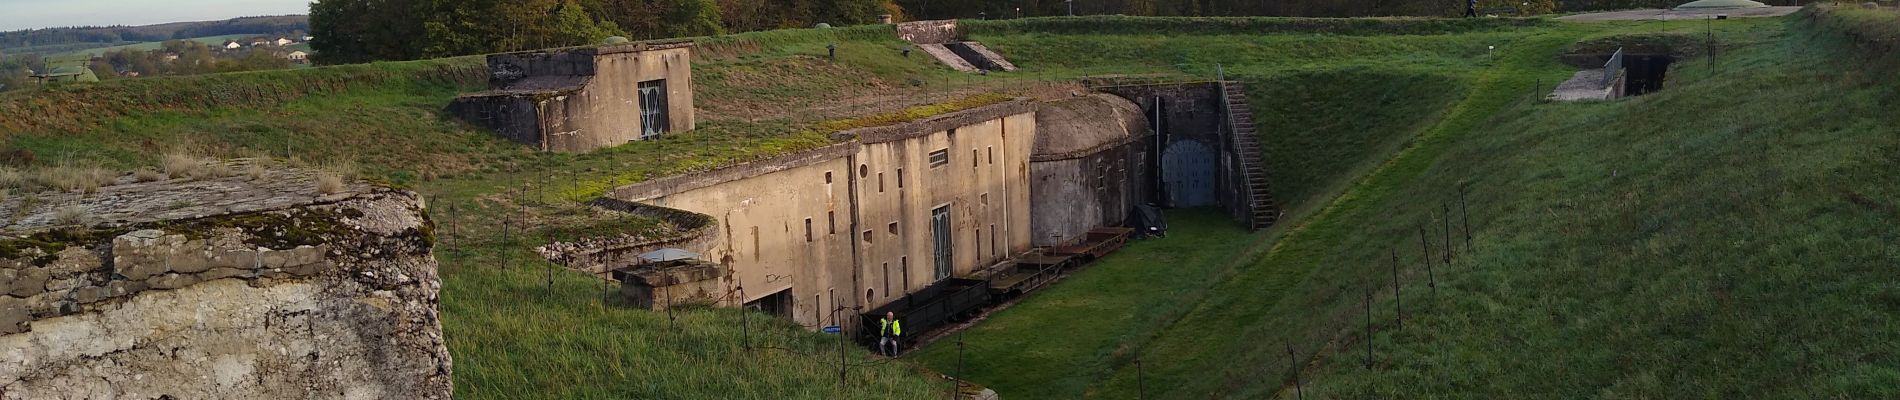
[223,40,242,50]
[273,37,293,46]
[285,51,309,62]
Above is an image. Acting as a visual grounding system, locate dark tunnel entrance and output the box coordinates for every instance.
[1622,54,1674,96]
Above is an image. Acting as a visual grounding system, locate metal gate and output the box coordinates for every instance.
[637,79,668,139]
[1161,139,1216,207]
[931,205,953,280]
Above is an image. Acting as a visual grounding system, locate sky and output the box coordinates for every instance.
[0,0,310,31]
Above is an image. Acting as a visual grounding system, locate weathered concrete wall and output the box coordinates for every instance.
[451,42,696,153]
[1099,82,1251,226]
[1030,94,1151,246]
[849,106,1036,308]
[0,168,449,399]
[446,93,549,148]
[896,20,961,44]
[543,45,694,151]
[640,154,857,327]
[582,101,1037,330]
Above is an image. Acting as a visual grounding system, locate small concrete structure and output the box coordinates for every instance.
[612,255,729,310]
[449,40,696,153]
[1549,69,1626,101]
[898,20,1017,73]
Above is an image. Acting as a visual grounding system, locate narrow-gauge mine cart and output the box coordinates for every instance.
[859,278,991,349]
[1050,227,1136,262]
[980,254,1074,299]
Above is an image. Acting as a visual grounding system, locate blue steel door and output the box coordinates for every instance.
[1162,140,1216,208]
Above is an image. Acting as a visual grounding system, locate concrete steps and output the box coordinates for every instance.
[1221,82,1280,230]
[947,42,1018,72]
[918,44,979,72]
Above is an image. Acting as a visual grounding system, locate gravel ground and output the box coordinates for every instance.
[1556,6,1800,21]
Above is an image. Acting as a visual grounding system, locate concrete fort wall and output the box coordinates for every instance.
[636,153,858,327]
[1029,94,1152,247]
[849,107,1036,309]
[593,101,1037,330]
[0,171,449,399]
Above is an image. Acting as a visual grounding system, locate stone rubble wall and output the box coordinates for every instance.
[896,19,962,45]
[0,186,451,399]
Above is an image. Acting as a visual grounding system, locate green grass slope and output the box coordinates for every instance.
[1289,10,1900,398]
[909,211,1258,399]
[909,19,1549,398]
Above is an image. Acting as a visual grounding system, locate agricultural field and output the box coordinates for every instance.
[57,33,260,57]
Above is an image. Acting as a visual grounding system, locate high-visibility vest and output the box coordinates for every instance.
[880,318,902,337]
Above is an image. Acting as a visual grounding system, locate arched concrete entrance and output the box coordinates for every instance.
[1161,139,1216,208]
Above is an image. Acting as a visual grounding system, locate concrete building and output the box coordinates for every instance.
[449,40,696,153]
[1029,94,1153,247]
[580,101,1037,330]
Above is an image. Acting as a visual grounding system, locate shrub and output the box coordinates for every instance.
[53,205,87,226]
[161,152,207,179]
[316,172,345,194]
[37,165,116,193]
[133,167,166,182]
[0,167,26,189]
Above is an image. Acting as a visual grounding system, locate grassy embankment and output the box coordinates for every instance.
[1282,9,1900,398]
[909,18,1547,399]
[923,9,1900,399]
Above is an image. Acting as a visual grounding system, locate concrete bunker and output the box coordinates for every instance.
[541,101,1039,334]
[449,40,696,153]
[1553,34,1698,101]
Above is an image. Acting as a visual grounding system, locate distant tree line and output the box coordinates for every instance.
[0,16,310,51]
[310,0,903,64]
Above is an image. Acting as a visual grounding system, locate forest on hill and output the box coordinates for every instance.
[0,15,308,54]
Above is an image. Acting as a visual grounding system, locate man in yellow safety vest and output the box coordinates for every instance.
[878,311,903,356]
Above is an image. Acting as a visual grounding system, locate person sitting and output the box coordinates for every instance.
[878,312,903,357]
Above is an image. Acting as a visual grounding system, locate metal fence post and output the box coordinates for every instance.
[1391,248,1403,327]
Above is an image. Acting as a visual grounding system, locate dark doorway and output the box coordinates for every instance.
[746,288,793,319]
[1623,55,1674,96]
[1161,140,1216,208]
[931,205,953,281]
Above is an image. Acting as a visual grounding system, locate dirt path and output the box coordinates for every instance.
[1557,6,1800,21]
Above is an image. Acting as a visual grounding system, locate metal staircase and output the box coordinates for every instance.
[1218,81,1280,230]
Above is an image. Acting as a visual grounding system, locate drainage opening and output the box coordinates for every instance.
[1622,55,1674,96]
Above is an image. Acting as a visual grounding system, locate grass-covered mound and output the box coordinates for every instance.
[990,12,1898,399]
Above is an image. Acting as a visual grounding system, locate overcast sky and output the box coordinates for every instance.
[0,0,310,31]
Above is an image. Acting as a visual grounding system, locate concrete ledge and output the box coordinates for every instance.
[604,142,859,203]
[840,99,1038,144]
